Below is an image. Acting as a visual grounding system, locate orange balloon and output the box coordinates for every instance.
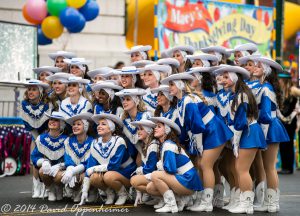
[41,16,64,39]
[256,8,263,21]
[22,5,41,25]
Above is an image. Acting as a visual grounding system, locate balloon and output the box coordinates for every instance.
[25,0,47,22]
[22,5,41,25]
[214,8,220,21]
[67,0,87,9]
[79,0,99,21]
[264,12,269,26]
[37,26,52,45]
[256,9,263,21]
[47,0,67,16]
[60,7,81,29]
[67,14,86,33]
[41,16,64,39]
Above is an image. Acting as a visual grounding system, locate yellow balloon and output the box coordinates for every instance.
[41,16,64,39]
[67,0,87,9]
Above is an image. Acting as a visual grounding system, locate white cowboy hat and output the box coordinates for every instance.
[124,45,152,54]
[186,53,219,62]
[157,58,180,68]
[238,54,261,65]
[166,45,195,57]
[62,76,90,85]
[91,113,123,127]
[251,56,283,72]
[130,119,156,128]
[131,60,155,68]
[114,66,141,75]
[46,72,75,82]
[187,67,213,74]
[201,45,231,58]
[87,67,113,79]
[161,73,195,85]
[214,65,250,80]
[45,111,65,121]
[48,51,76,60]
[23,79,50,89]
[115,88,147,97]
[138,64,171,74]
[150,117,181,135]
[32,66,62,76]
[65,112,93,125]
[150,84,170,94]
[227,43,258,53]
[91,80,123,92]
[63,57,91,65]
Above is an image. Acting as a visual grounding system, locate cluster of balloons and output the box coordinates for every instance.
[23,0,100,45]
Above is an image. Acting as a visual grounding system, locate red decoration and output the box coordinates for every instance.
[264,12,269,26]
[214,8,220,21]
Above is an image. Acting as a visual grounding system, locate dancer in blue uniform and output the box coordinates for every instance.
[227,43,258,66]
[114,66,144,89]
[48,50,76,73]
[145,117,203,213]
[63,57,91,78]
[251,56,289,213]
[80,114,136,206]
[129,120,159,206]
[214,65,267,214]
[161,73,232,212]
[152,85,176,122]
[31,111,67,201]
[115,88,152,160]
[32,66,61,85]
[91,80,123,118]
[59,76,92,119]
[166,45,195,72]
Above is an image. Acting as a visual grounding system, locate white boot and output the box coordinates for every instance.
[55,185,63,201]
[189,188,214,212]
[276,188,280,212]
[141,193,151,203]
[73,189,82,202]
[48,184,56,202]
[229,191,254,214]
[253,181,265,207]
[186,191,202,210]
[39,183,47,198]
[227,188,241,211]
[154,198,165,209]
[176,195,190,212]
[155,190,178,213]
[64,185,73,198]
[222,187,236,210]
[105,188,115,205]
[115,186,127,205]
[87,188,98,203]
[254,188,278,212]
[32,177,42,199]
[213,184,225,208]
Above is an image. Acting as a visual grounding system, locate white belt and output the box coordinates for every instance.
[248,120,257,125]
[121,157,133,168]
[202,110,214,125]
[271,111,276,118]
[177,161,194,175]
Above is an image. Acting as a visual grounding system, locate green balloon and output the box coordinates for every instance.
[47,0,67,16]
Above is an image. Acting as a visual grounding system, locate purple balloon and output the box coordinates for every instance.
[79,0,99,21]
[67,13,86,33]
[37,26,52,45]
[26,0,48,21]
[59,7,81,29]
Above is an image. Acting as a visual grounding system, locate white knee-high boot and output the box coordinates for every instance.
[213,184,225,208]
[253,181,265,207]
[189,188,214,212]
[254,188,279,212]
[155,190,178,213]
[229,191,254,214]
[32,177,42,199]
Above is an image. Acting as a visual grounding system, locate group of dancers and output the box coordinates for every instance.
[20,43,290,214]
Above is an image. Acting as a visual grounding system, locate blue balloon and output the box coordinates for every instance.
[79,0,99,21]
[37,27,52,45]
[59,7,81,29]
[67,13,86,33]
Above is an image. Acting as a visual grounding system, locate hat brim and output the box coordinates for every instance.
[115,89,147,97]
[87,70,113,79]
[131,60,155,68]
[161,73,195,85]
[150,117,181,135]
[150,86,169,94]
[23,82,50,89]
[238,54,261,65]
[63,79,90,85]
[63,59,91,65]
[138,64,170,73]
[33,66,62,74]
[166,45,195,57]
[91,83,123,92]
[124,45,152,54]
[46,73,75,82]
[232,43,258,53]
[130,120,156,128]
[157,58,180,68]
[201,46,231,58]
[186,54,219,62]
[45,112,65,121]
[252,57,283,72]
[91,114,123,127]
[187,67,213,74]
[66,113,93,125]
[48,52,76,60]
[214,65,250,80]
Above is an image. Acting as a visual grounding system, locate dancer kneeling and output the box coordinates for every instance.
[146,117,203,213]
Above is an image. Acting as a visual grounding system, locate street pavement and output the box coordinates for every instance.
[0,171,299,216]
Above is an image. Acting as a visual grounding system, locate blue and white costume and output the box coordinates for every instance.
[64,135,93,168]
[255,82,289,144]
[202,89,217,113]
[59,96,93,118]
[31,133,68,168]
[228,92,267,152]
[138,140,159,175]
[86,136,137,179]
[94,103,123,118]
[142,89,157,114]
[160,140,203,191]
[159,106,176,122]
[215,88,231,124]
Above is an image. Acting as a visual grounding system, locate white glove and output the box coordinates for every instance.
[86,167,94,177]
[68,176,77,188]
[49,163,61,177]
[79,177,90,205]
[144,173,152,181]
[135,166,143,175]
[42,160,51,175]
[134,191,142,207]
[61,166,74,184]
[156,160,164,171]
[260,123,269,139]
[94,164,107,173]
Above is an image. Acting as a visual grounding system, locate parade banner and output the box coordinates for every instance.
[158,0,274,55]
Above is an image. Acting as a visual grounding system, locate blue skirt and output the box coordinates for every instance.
[240,123,267,149]
[175,168,203,191]
[116,162,137,180]
[266,118,290,144]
